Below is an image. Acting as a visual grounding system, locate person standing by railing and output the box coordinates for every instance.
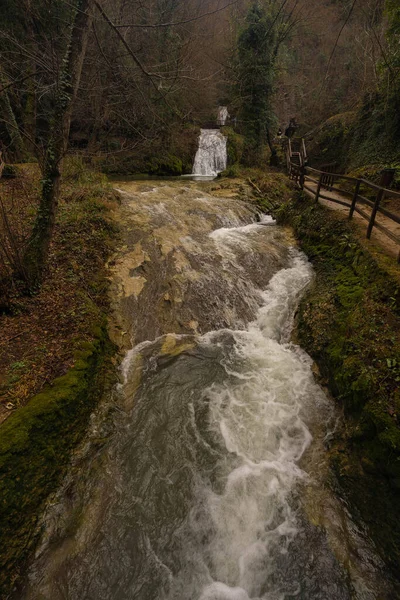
[285,118,298,139]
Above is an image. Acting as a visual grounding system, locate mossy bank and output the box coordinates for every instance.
[0,160,119,597]
[0,326,115,596]
[255,183,400,574]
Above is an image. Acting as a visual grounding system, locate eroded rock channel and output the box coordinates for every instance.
[18,181,397,600]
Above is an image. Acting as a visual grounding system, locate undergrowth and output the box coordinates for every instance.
[0,157,118,596]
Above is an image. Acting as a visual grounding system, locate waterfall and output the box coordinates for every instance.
[217,106,230,127]
[192,129,227,177]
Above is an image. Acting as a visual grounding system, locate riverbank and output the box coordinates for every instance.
[0,160,118,596]
[250,172,400,574]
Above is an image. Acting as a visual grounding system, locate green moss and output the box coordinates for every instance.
[267,191,400,570]
[146,154,183,176]
[221,126,245,166]
[347,84,400,172]
[0,321,115,596]
[309,82,400,178]
[2,164,19,178]
[92,126,199,176]
[307,112,356,169]
[221,164,241,178]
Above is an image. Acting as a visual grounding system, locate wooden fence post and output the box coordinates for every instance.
[301,138,307,165]
[299,165,305,190]
[349,180,361,219]
[315,173,323,203]
[379,168,396,189]
[367,188,385,239]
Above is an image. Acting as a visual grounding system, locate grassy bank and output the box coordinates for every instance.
[0,159,118,595]
[251,177,400,571]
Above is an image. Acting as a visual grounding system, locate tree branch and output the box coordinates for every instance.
[93,0,184,118]
[113,1,239,29]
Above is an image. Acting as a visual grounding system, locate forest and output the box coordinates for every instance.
[1,0,400,598]
[0,0,399,286]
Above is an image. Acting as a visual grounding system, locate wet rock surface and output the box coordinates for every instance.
[109,181,288,346]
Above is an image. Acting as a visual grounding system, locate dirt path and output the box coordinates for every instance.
[303,180,400,262]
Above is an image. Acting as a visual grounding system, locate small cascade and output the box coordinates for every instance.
[217,106,230,126]
[192,129,227,177]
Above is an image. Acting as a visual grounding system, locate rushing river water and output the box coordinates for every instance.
[19,181,398,600]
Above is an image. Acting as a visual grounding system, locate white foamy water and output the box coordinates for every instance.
[208,217,276,271]
[163,246,334,600]
[193,129,227,177]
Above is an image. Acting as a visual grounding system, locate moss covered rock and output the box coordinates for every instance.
[0,323,115,596]
[221,126,245,166]
[146,154,183,176]
[306,112,355,169]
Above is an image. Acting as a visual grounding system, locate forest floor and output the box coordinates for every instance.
[0,160,121,596]
[0,160,119,424]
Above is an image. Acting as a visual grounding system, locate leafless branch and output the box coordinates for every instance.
[113,1,239,29]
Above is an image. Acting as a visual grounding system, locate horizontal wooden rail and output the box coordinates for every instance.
[304,175,319,185]
[357,194,375,208]
[376,205,400,225]
[317,191,351,208]
[353,206,370,221]
[305,166,358,183]
[284,141,400,262]
[373,220,400,245]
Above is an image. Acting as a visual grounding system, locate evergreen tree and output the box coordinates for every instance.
[235,1,286,166]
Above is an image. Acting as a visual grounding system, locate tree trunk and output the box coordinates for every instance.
[0,69,27,160]
[23,77,36,155]
[267,129,279,167]
[22,0,94,286]
[23,0,37,155]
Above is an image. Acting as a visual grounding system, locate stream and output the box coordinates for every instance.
[18,181,398,600]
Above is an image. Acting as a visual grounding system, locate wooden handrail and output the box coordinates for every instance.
[284,138,400,262]
[305,166,357,183]
[359,180,400,200]
[304,168,400,195]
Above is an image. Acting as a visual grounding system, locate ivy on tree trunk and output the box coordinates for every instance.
[234,1,289,167]
[22,0,94,286]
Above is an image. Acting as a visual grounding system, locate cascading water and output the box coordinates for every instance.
[192,129,227,177]
[18,181,398,600]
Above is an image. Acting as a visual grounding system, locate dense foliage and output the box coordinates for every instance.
[234,2,280,164]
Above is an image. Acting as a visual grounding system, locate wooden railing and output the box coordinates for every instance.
[284,138,400,262]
